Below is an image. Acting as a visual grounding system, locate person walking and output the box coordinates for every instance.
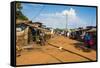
[39,30,45,46]
[84,32,91,48]
[88,32,94,48]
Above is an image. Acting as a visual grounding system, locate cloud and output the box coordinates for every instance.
[62,8,76,17]
[40,12,63,17]
[62,8,77,23]
[33,8,87,29]
[62,8,88,28]
[40,8,78,24]
[62,8,84,29]
[33,13,66,29]
[26,3,44,7]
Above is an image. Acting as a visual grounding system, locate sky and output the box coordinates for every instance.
[21,3,97,29]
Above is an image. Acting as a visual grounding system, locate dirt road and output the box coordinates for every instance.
[16,35,96,65]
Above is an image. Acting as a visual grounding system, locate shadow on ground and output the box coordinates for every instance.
[70,42,94,52]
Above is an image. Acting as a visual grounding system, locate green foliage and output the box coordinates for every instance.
[16,2,28,20]
[16,11,28,20]
[16,2,22,11]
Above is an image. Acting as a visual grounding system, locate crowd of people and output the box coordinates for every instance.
[29,27,55,46]
[30,27,46,46]
[82,31,96,49]
[56,28,96,50]
[16,22,96,57]
[66,29,96,49]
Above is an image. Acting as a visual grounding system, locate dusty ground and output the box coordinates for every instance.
[16,35,96,65]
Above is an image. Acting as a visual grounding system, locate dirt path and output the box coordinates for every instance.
[48,35,96,61]
[16,35,96,66]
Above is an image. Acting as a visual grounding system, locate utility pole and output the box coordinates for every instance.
[66,14,68,30]
[65,13,68,37]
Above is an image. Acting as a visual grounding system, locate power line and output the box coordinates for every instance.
[32,6,45,21]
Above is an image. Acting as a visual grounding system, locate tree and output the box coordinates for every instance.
[16,2,22,11]
[16,2,28,20]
